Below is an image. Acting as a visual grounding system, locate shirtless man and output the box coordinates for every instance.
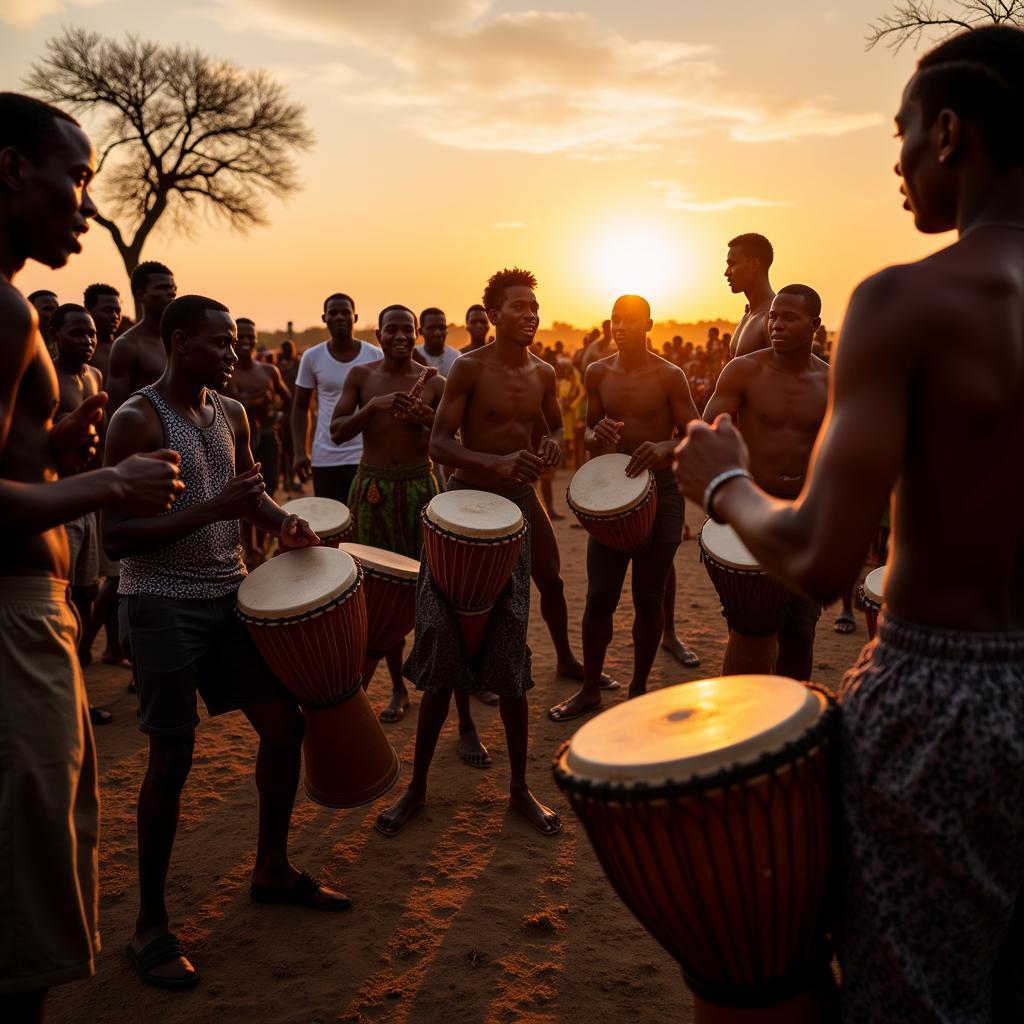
[107,260,177,413]
[224,317,290,566]
[579,318,615,377]
[0,93,182,1022]
[28,288,59,359]
[700,286,829,680]
[331,306,453,727]
[675,27,1024,1021]
[376,267,562,839]
[549,295,699,722]
[84,282,121,382]
[460,303,490,353]
[276,339,300,491]
[725,233,775,359]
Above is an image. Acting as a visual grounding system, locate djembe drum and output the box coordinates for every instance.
[699,519,793,636]
[280,496,352,547]
[566,453,657,552]
[236,546,400,807]
[858,566,886,639]
[421,490,527,659]
[553,676,840,1023]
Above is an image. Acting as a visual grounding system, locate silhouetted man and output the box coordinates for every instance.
[725,233,775,358]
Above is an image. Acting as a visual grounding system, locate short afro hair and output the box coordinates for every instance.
[83,283,119,309]
[50,302,90,332]
[465,303,487,321]
[419,307,445,325]
[0,93,79,164]
[323,292,355,313]
[482,267,537,315]
[27,289,58,305]
[131,261,173,297]
[728,233,774,269]
[159,295,229,352]
[378,304,417,329]
[776,284,822,318]
[912,25,1024,165]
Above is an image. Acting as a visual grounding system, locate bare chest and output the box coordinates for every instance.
[744,374,826,434]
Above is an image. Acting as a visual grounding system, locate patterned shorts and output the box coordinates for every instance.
[838,611,1024,1023]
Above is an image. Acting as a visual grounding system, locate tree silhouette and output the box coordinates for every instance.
[867,0,1024,51]
[25,27,314,278]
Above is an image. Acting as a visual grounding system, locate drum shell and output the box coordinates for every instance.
[362,567,417,656]
[318,522,353,549]
[857,587,881,640]
[302,693,401,807]
[554,694,838,1010]
[700,545,793,637]
[239,570,368,706]
[568,482,657,553]
[421,513,525,613]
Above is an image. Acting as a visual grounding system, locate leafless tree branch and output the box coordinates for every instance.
[867,0,1024,51]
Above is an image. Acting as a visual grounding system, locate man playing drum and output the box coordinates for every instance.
[549,294,699,722]
[700,284,829,681]
[104,295,349,992]
[675,25,1024,1022]
[375,267,563,839]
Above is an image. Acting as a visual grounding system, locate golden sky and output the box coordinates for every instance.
[4,0,947,332]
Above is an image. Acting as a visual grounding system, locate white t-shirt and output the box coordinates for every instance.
[414,345,459,377]
[295,340,381,466]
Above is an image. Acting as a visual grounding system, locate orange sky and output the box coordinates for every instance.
[4,1,951,333]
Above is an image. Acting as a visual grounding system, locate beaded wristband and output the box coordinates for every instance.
[703,468,753,524]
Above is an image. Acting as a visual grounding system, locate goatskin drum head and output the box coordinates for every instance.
[425,489,523,539]
[340,543,420,581]
[567,453,650,516]
[863,566,886,605]
[280,496,351,539]
[699,519,762,570]
[237,546,358,619]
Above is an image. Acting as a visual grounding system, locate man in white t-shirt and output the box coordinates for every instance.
[290,293,380,502]
[413,307,459,377]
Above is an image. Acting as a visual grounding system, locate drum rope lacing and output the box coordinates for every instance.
[553,685,840,1009]
[420,510,528,547]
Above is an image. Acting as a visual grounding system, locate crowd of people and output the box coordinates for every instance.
[3,21,1024,1024]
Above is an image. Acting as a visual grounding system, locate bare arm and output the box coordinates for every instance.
[270,364,291,404]
[702,358,748,423]
[428,358,497,473]
[670,365,701,434]
[290,384,313,461]
[584,363,621,452]
[540,365,564,448]
[105,335,136,414]
[330,367,373,445]
[676,271,911,601]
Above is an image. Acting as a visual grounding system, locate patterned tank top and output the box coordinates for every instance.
[119,385,246,599]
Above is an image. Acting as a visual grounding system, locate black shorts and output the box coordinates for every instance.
[120,592,291,735]
[312,464,358,504]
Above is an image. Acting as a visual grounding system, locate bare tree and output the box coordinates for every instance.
[25,27,314,279]
[867,0,1024,51]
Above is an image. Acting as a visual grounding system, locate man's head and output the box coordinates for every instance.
[236,317,257,355]
[465,303,489,344]
[377,305,417,359]
[601,319,612,342]
[160,294,236,390]
[83,283,121,341]
[483,267,539,348]
[725,233,774,294]
[896,26,1024,234]
[768,285,822,354]
[322,292,356,341]
[611,294,653,352]
[0,93,96,271]
[51,303,96,365]
[28,289,59,335]
[419,307,447,350]
[131,261,177,319]
[707,326,720,342]
[280,339,295,361]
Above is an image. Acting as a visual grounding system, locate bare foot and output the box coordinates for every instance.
[556,658,620,690]
[457,729,492,768]
[627,683,647,700]
[509,785,561,836]
[101,651,132,667]
[378,691,410,724]
[548,690,602,723]
[661,635,701,668]
[474,690,500,706]
[129,925,198,988]
[375,787,426,837]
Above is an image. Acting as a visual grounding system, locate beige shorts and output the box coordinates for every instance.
[0,577,100,993]
[65,513,99,588]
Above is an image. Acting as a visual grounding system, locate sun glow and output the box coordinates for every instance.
[585,218,693,314]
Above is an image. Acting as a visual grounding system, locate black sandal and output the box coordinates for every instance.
[250,871,351,911]
[128,933,199,990]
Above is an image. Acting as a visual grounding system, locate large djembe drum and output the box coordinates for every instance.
[554,676,840,1023]
[699,519,793,636]
[280,496,352,547]
[858,566,886,639]
[421,490,527,659]
[340,543,420,657]
[236,546,400,807]
[566,453,657,552]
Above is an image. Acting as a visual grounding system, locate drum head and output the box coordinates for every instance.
[340,543,419,581]
[564,675,825,785]
[699,519,761,570]
[281,496,351,538]
[237,546,358,619]
[567,453,650,516]
[425,490,523,539]
[863,566,886,605]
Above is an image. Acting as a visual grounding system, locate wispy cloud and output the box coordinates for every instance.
[650,181,793,213]
[731,103,883,143]
[0,0,112,28]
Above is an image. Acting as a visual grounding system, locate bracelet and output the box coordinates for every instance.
[703,468,752,524]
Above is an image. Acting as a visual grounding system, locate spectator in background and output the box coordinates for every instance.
[28,288,59,359]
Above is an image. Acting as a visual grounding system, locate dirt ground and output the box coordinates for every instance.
[50,470,872,1024]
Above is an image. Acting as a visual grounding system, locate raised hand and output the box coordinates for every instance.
[536,434,561,468]
[279,514,319,550]
[215,463,266,519]
[593,417,624,448]
[51,391,108,470]
[625,440,673,477]
[115,449,185,515]
[494,449,545,485]
[673,414,750,505]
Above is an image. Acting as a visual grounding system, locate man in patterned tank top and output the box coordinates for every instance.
[103,295,351,992]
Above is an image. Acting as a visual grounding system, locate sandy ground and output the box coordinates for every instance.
[50,470,872,1024]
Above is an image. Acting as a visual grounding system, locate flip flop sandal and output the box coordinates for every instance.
[250,871,351,911]
[89,706,113,726]
[128,933,199,990]
[374,803,424,838]
[834,614,857,634]
[458,745,493,769]
[547,701,602,724]
[510,802,563,837]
